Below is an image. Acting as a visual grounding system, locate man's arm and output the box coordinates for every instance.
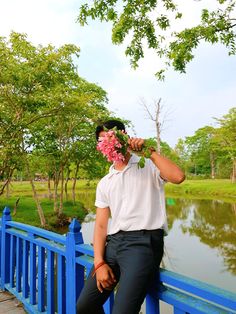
[93,207,110,265]
[150,151,185,184]
[93,207,116,292]
[128,137,185,184]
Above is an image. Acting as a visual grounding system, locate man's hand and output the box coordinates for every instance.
[128,137,144,151]
[95,264,116,293]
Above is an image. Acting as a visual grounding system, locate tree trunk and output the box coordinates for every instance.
[210,152,216,179]
[13,198,20,216]
[65,167,71,200]
[47,176,52,199]
[26,163,46,227]
[53,172,60,214]
[232,203,236,216]
[0,168,14,196]
[6,179,10,198]
[72,163,79,204]
[155,99,161,154]
[59,165,64,215]
[231,159,236,183]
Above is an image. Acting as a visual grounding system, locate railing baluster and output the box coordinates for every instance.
[30,242,36,305]
[103,293,114,314]
[23,239,29,298]
[66,219,84,314]
[38,246,45,312]
[16,237,23,292]
[146,294,160,314]
[47,250,55,313]
[10,235,16,288]
[1,207,11,289]
[57,254,66,314]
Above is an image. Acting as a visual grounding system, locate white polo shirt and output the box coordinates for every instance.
[95,154,168,235]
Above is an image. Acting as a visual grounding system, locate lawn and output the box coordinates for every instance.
[165,179,236,200]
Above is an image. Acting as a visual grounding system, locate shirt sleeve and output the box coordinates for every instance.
[148,158,166,186]
[95,180,109,208]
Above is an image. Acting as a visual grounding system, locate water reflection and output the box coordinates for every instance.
[77,191,236,291]
[180,199,236,276]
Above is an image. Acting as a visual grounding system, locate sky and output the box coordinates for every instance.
[0,0,235,147]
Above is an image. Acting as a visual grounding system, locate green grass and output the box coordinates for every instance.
[165,179,236,201]
[0,196,88,233]
[0,180,96,232]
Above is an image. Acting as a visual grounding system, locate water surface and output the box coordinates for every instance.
[79,193,236,294]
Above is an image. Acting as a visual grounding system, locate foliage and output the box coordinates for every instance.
[174,108,236,181]
[78,0,236,79]
[215,107,236,182]
[184,126,218,177]
[0,32,111,222]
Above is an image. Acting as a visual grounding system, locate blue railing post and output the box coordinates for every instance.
[66,218,84,314]
[1,207,12,289]
[103,293,114,314]
[146,294,160,314]
[146,273,160,314]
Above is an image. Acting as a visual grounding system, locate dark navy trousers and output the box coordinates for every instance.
[76,229,164,314]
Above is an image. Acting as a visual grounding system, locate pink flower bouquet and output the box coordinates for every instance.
[96,127,155,168]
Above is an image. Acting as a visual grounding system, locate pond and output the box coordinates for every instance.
[78,192,236,294]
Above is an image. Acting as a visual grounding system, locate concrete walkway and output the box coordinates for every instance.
[0,290,26,314]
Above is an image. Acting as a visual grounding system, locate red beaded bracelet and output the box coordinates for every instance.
[92,261,106,277]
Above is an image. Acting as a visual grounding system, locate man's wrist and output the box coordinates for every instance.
[94,259,105,267]
[92,261,107,277]
[149,147,157,159]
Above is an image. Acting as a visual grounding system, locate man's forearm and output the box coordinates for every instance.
[93,224,107,265]
[150,151,185,184]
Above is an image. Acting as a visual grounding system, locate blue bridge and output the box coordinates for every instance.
[0,207,236,314]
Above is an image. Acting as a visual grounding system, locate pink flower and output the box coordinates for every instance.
[97,130,125,163]
[96,128,154,168]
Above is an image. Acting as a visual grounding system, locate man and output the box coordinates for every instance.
[77,120,185,314]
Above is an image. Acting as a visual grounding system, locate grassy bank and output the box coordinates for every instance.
[0,196,88,233]
[165,179,236,200]
[0,180,95,232]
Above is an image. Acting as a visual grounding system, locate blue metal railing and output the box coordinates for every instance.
[0,207,236,314]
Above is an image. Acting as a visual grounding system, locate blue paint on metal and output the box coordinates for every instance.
[22,239,29,298]
[146,294,160,314]
[47,250,55,313]
[16,237,22,292]
[38,246,45,312]
[1,207,11,289]
[66,218,84,314]
[57,254,66,314]
[7,221,66,245]
[76,243,94,256]
[30,242,37,305]
[159,268,236,311]
[10,234,16,288]
[0,209,236,314]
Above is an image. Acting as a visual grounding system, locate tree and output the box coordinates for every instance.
[185,126,219,178]
[140,98,164,153]
[215,107,236,182]
[78,0,236,79]
[0,32,110,224]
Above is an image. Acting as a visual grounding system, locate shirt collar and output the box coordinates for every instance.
[107,154,140,179]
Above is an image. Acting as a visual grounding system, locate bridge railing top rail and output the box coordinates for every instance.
[76,243,236,313]
[6,220,66,245]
